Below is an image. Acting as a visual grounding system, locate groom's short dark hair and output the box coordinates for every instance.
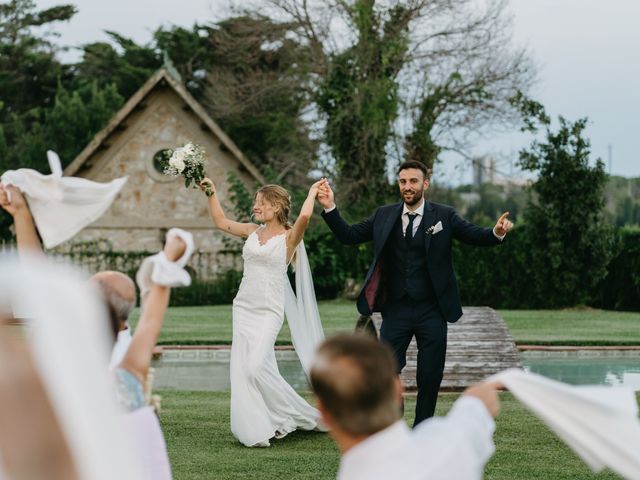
[311,334,401,436]
[397,160,431,180]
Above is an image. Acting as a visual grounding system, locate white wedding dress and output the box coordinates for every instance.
[230,227,323,447]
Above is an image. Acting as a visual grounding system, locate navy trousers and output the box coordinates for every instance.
[380,298,447,426]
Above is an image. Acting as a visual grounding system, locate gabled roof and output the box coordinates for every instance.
[64,68,265,184]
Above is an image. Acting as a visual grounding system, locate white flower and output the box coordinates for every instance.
[183,143,195,155]
[169,150,186,173]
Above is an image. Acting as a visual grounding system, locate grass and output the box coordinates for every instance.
[130,299,355,345]
[499,309,640,346]
[159,390,628,480]
[129,300,640,346]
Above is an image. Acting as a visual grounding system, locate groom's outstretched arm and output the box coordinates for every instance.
[451,208,513,247]
[321,207,375,245]
[318,181,375,245]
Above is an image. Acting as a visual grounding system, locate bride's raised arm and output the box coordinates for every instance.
[200,177,258,238]
[286,179,326,256]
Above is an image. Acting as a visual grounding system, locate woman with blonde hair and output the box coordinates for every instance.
[200,177,327,447]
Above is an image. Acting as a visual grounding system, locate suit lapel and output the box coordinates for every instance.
[422,201,437,255]
[374,203,403,257]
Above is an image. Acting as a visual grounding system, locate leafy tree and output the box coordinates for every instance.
[44,82,124,164]
[0,0,78,178]
[201,15,317,187]
[515,96,615,307]
[154,25,214,99]
[0,0,122,238]
[315,1,408,217]
[269,0,535,218]
[72,32,160,99]
[0,0,75,119]
[73,18,317,189]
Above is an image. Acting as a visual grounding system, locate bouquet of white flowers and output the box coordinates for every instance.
[160,142,213,197]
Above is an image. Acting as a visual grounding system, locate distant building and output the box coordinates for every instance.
[472,155,496,187]
[62,68,265,277]
[472,155,530,189]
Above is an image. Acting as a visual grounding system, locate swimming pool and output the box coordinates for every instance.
[150,348,640,391]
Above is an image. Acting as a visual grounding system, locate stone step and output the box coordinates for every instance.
[371,307,521,391]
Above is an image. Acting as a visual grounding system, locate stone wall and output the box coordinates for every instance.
[66,84,260,262]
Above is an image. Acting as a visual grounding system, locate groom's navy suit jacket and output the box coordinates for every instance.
[322,201,502,323]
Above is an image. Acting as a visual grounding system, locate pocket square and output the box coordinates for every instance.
[427,221,443,235]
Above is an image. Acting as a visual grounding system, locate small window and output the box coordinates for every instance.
[153,149,173,174]
[147,149,176,182]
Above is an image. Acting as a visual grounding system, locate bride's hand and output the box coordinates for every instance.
[308,180,320,197]
[309,178,327,198]
[317,179,334,209]
[199,177,216,194]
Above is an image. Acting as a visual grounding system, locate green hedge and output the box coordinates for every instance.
[52,226,639,310]
[164,226,640,310]
[169,270,243,306]
[593,227,640,311]
[452,226,639,311]
[453,227,534,308]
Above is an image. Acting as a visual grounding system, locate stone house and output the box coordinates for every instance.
[63,68,265,277]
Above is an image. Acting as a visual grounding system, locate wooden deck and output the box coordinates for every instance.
[372,306,522,391]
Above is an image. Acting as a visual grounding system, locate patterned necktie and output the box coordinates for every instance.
[406,213,417,243]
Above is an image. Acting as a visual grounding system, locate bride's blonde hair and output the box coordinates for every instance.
[254,185,292,228]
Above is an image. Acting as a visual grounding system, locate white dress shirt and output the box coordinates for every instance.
[402,200,425,237]
[337,396,495,480]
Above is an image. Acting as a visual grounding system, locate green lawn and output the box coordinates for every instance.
[500,309,640,345]
[129,300,640,346]
[159,390,627,480]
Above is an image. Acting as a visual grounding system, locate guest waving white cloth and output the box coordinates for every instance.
[493,368,640,480]
[1,150,126,248]
[136,228,194,305]
[0,256,143,480]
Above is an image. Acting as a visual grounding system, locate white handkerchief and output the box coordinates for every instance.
[136,228,195,306]
[491,368,640,479]
[1,150,127,248]
[432,221,443,235]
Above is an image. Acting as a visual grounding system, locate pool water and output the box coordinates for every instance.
[522,350,640,390]
[151,349,308,391]
[151,349,640,391]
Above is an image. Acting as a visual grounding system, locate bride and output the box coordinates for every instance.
[200,177,327,447]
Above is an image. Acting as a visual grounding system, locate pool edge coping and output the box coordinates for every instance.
[153,344,640,356]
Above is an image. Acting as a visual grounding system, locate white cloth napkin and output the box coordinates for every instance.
[1,150,127,248]
[135,228,195,304]
[492,368,640,480]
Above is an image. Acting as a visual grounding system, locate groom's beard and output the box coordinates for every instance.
[402,189,423,206]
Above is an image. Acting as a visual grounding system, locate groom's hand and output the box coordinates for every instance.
[494,212,513,237]
[317,180,335,210]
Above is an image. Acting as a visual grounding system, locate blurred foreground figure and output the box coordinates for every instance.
[310,335,499,480]
[0,258,143,480]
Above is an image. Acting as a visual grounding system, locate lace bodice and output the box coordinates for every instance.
[241,228,288,280]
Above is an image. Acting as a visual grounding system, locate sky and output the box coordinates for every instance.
[35,0,640,184]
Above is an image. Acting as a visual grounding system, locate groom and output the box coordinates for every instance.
[318,160,513,425]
